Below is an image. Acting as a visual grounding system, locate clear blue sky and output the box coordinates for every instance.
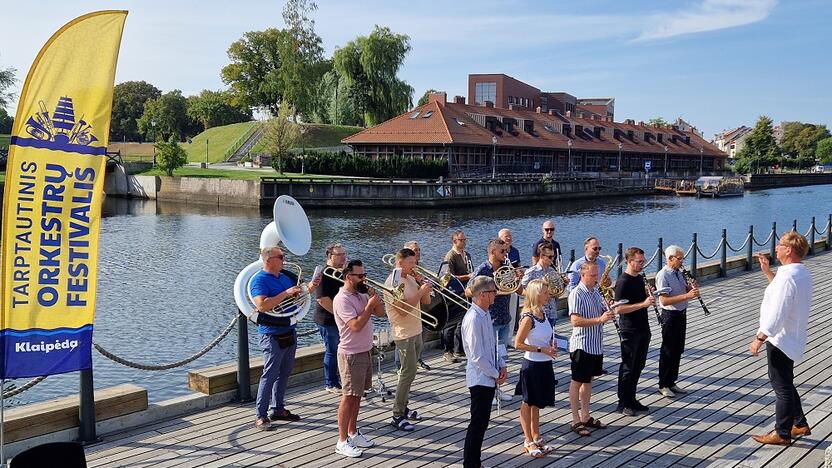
[3,0,829,138]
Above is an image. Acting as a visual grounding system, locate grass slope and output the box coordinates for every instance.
[182,121,259,164]
[251,123,362,153]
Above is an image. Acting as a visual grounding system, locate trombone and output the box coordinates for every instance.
[381,254,471,311]
[322,266,439,328]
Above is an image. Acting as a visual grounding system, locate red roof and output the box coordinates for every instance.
[343,101,727,158]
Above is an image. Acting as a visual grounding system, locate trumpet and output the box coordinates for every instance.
[322,266,439,328]
[493,265,522,295]
[382,254,471,311]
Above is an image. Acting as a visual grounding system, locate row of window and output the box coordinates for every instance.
[474,82,496,106]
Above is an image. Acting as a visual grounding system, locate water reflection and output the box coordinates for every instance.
[6,185,832,406]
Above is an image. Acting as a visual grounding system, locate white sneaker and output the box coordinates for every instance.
[349,429,374,448]
[335,439,362,458]
[498,390,513,402]
[659,387,676,398]
[325,386,341,395]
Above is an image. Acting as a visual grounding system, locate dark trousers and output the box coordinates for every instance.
[767,344,808,438]
[617,328,650,408]
[464,385,496,468]
[442,307,465,354]
[659,309,686,388]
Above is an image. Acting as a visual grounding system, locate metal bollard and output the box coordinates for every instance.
[570,249,575,265]
[792,219,797,232]
[657,238,663,273]
[810,217,815,256]
[691,233,698,276]
[237,310,253,403]
[616,243,623,278]
[720,229,727,278]
[746,225,754,271]
[78,367,99,443]
[770,222,777,266]
[827,214,831,251]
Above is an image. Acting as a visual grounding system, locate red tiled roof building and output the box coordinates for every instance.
[343,92,727,177]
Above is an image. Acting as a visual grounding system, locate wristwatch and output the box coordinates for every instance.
[756,334,766,342]
[536,346,542,353]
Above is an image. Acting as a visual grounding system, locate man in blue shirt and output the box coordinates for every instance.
[250,246,320,431]
[567,237,608,292]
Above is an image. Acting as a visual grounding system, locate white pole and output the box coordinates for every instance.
[1,378,6,468]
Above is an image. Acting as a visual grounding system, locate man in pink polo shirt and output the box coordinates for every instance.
[332,259,385,458]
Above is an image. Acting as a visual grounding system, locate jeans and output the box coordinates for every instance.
[493,323,510,348]
[617,329,651,408]
[464,385,496,468]
[659,309,686,388]
[255,332,297,419]
[393,334,423,418]
[317,324,341,388]
[767,344,808,438]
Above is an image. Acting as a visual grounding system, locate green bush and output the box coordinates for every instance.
[284,150,448,179]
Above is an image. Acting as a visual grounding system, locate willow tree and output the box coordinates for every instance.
[333,26,414,127]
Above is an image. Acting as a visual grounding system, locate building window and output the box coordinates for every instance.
[475,82,497,105]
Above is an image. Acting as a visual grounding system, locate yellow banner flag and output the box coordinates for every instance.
[1,11,127,378]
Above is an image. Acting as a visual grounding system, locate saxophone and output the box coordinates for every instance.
[598,254,618,303]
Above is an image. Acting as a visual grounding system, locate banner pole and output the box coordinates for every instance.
[78,368,98,443]
[1,378,6,468]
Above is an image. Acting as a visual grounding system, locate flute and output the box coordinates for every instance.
[680,266,710,315]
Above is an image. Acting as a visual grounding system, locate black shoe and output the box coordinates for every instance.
[268,409,300,422]
[632,402,650,414]
[418,359,431,371]
[621,407,636,416]
[601,368,610,375]
[453,351,467,359]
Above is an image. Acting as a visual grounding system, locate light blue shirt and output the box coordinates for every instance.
[462,303,506,388]
[567,255,607,292]
[655,266,689,311]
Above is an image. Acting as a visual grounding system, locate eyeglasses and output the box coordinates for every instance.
[481,289,498,294]
[591,247,602,251]
[269,254,285,260]
[331,252,346,257]
[454,237,467,241]
[543,254,555,259]
[543,228,555,232]
[347,273,367,279]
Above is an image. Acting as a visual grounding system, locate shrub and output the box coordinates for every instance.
[285,150,448,179]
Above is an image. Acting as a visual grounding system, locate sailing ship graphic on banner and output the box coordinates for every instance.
[24,96,99,148]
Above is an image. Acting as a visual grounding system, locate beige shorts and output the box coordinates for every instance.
[338,351,373,397]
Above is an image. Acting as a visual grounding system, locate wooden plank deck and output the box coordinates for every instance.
[84,251,832,467]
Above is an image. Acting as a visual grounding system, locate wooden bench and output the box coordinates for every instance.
[3,384,147,443]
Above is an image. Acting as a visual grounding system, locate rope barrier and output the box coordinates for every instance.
[684,243,695,259]
[816,219,831,236]
[2,376,47,399]
[296,328,319,338]
[725,233,751,253]
[803,225,814,238]
[696,239,723,260]
[94,315,238,371]
[644,248,660,267]
[753,230,775,247]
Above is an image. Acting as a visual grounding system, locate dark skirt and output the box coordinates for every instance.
[514,358,556,408]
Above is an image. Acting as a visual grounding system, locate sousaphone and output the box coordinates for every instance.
[233,195,313,326]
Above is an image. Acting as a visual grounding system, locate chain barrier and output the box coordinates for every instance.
[696,239,723,260]
[753,229,775,247]
[2,376,47,399]
[94,315,238,371]
[725,233,752,253]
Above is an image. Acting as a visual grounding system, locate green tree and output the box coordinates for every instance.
[333,26,414,127]
[262,105,299,173]
[110,81,161,142]
[647,117,668,127]
[736,115,781,174]
[0,107,12,133]
[0,58,15,110]
[780,122,830,159]
[155,136,188,176]
[187,89,251,131]
[310,68,361,125]
[278,0,325,119]
[417,89,440,106]
[221,29,285,115]
[137,90,193,141]
[817,137,832,165]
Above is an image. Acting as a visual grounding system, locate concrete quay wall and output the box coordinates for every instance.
[748,173,832,190]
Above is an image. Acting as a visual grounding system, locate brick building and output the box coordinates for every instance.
[343,92,727,177]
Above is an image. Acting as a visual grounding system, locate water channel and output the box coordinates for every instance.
[5,184,832,406]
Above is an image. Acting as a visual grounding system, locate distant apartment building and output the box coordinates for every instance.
[713,126,753,158]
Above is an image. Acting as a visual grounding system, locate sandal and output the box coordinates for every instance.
[584,417,607,429]
[523,440,545,458]
[570,422,590,437]
[533,438,554,454]
[392,416,415,431]
[404,408,423,421]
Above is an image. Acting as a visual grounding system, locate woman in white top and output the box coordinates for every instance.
[513,279,558,458]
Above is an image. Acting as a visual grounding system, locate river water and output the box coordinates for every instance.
[5,185,832,406]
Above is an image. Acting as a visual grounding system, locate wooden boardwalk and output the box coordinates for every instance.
[85,251,832,467]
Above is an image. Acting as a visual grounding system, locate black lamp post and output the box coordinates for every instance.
[617,142,623,177]
[664,145,669,176]
[568,139,573,172]
[492,135,497,179]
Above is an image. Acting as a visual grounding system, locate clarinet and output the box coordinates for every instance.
[680,266,710,315]
[639,272,664,326]
[598,288,622,339]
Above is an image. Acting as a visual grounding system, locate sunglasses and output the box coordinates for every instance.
[269,254,285,260]
[591,247,602,251]
[544,228,555,232]
[543,254,555,259]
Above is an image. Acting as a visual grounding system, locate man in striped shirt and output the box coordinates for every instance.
[567,262,615,436]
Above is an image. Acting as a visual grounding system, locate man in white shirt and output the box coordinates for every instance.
[749,231,813,446]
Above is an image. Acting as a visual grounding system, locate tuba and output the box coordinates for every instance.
[233,195,313,326]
